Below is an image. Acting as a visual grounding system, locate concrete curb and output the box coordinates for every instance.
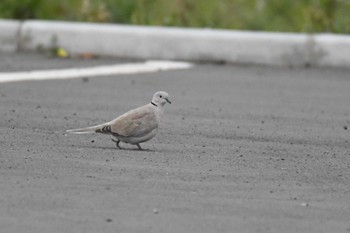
[1,19,350,68]
[0,19,21,52]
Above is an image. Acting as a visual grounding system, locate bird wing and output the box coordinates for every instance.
[109,105,158,138]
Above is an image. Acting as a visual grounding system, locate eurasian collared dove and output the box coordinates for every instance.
[66,91,171,150]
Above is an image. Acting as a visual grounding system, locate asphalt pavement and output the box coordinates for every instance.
[1,52,350,233]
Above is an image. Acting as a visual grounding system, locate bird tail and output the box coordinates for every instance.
[66,123,112,134]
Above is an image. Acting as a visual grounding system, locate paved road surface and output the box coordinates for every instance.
[1,52,350,233]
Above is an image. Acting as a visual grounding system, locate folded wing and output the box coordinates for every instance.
[110,106,158,138]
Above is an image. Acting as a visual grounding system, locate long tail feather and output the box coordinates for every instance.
[66,123,109,134]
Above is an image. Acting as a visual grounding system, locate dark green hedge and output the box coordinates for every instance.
[1,0,349,33]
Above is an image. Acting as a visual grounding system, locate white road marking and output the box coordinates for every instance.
[0,60,193,83]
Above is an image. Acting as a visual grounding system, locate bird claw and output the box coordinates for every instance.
[112,139,143,150]
[111,139,122,149]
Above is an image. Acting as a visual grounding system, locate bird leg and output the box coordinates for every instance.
[112,139,143,150]
[111,139,121,149]
[136,144,142,150]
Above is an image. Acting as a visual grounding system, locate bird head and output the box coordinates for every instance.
[152,91,171,107]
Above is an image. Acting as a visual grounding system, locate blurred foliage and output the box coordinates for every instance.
[0,0,349,33]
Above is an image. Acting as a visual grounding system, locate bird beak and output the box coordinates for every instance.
[166,98,171,104]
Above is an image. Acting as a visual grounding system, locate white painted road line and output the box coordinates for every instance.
[0,60,193,83]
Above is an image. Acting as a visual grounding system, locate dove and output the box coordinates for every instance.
[66,91,171,150]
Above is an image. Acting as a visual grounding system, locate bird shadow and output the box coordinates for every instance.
[75,144,155,152]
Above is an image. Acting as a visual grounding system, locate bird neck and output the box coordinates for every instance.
[151,101,158,107]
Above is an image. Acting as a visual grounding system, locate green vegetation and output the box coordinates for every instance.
[0,0,349,34]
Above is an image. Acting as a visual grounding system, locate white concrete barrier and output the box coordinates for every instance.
[313,34,350,68]
[1,19,350,68]
[19,20,311,67]
[0,19,21,52]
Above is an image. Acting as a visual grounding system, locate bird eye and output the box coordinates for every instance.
[159,95,162,98]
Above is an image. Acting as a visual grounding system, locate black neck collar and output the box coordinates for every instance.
[151,101,158,107]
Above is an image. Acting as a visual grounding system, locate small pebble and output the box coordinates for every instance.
[301,202,309,207]
[105,218,112,222]
[153,208,159,214]
[344,126,348,130]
